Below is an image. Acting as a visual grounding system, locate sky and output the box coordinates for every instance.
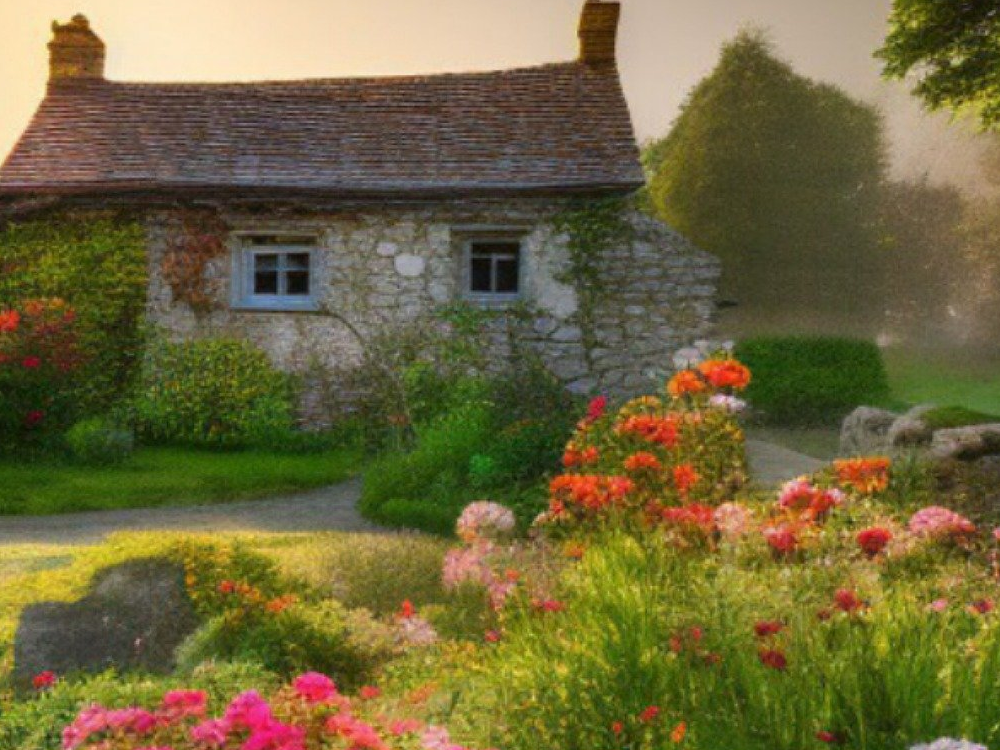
[0,0,994,191]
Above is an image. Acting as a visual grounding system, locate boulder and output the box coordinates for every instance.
[929,423,1000,461]
[888,404,936,450]
[13,559,198,687]
[839,406,898,457]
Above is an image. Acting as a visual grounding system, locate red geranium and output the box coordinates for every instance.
[759,648,787,671]
[673,464,700,495]
[32,670,57,690]
[753,620,784,638]
[833,589,864,613]
[857,526,893,557]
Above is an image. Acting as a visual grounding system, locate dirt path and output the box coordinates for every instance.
[0,442,822,546]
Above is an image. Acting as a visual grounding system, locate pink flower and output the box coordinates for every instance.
[161,689,207,719]
[908,506,976,541]
[586,395,607,422]
[242,720,306,750]
[224,690,273,731]
[359,685,382,700]
[291,672,337,704]
[389,718,424,736]
[714,502,752,539]
[928,598,949,613]
[456,502,515,542]
[190,718,231,747]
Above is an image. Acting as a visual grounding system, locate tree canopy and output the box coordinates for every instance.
[877,0,1000,131]
[645,30,886,331]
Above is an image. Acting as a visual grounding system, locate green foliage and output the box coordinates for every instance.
[0,662,279,750]
[64,417,134,466]
[922,405,1000,431]
[134,337,298,448]
[174,599,395,688]
[0,446,361,516]
[736,336,891,424]
[645,30,886,328]
[552,196,633,297]
[0,218,147,419]
[877,0,1000,131]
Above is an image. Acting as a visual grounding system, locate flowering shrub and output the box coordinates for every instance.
[59,672,492,750]
[538,357,749,532]
[0,298,83,446]
[908,506,976,543]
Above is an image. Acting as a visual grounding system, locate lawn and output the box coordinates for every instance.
[0,447,363,516]
[885,348,1000,416]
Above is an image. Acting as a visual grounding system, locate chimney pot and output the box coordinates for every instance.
[578,0,621,68]
[49,14,105,82]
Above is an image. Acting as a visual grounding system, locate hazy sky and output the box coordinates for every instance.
[0,0,993,190]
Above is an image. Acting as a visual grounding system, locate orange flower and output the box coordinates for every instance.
[834,457,891,493]
[639,705,660,723]
[698,359,751,390]
[616,414,680,448]
[673,464,700,495]
[562,449,582,468]
[668,369,706,397]
[670,721,687,744]
[624,451,662,473]
[0,310,19,333]
[265,594,297,613]
[549,474,635,511]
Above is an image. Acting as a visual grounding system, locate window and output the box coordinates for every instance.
[465,239,522,301]
[233,235,318,311]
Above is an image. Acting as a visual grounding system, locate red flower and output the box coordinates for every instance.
[763,525,799,556]
[21,355,41,369]
[668,369,706,397]
[834,457,891,493]
[24,410,45,429]
[673,464,700,495]
[32,671,57,690]
[562,449,582,468]
[616,414,680,448]
[624,451,662,473]
[698,359,751,390]
[484,629,502,643]
[638,705,660,723]
[0,310,19,332]
[834,589,864,613]
[611,721,624,736]
[857,526,893,557]
[754,620,784,638]
[816,730,843,744]
[969,598,995,615]
[533,598,565,613]
[586,396,607,422]
[581,446,599,464]
[399,600,414,619]
[359,685,381,700]
[759,648,787,671]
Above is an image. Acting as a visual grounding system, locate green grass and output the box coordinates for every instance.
[922,405,1000,430]
[0,447,362,516]
[885,348,1000,415]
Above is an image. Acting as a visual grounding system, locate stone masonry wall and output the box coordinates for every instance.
[146,198,719,422]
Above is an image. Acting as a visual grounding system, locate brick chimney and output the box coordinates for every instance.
[578,0,621,68]
[49,14,105,82]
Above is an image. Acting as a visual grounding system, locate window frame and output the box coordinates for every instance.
[460,234,526,306]
[231,235,320,312]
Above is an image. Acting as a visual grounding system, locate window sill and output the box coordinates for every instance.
[462,294,522,310]
[230,301,322,314]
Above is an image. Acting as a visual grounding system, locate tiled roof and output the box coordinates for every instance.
[0,61,643,197]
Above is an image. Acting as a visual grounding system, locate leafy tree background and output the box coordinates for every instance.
[877,0,1000,132]
[644,30,886,335]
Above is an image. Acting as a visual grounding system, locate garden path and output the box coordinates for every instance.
[0,442,820,546]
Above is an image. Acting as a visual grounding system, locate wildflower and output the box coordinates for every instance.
[549,474,634,512]
[32,670,57,690]
[857,526,893,557]
[659,503,716,537]
[22,355,41,369]
[615,413,680,448]
[0,310,19,332]
[672,464,700,495]
[714,502,752,539]
[24,410,45,429]
[456,501,515,542]
[396,614,439,647]
[777,479,842,520]
[359,685,382,700]
[763,524,799,557]
[908,740,987,750]
[671,721,687,743]
[817,730,843,744]
[564,541,586,560]
[639,705,660,723]
[968,598,994,615]
[753,620,784,638]
[217,580,236,594]
[759,648,787,670]
[291,672,338,704]
[399,600,415,619]
[708,393,747,413]
[834,589,864,613]
[242,720,306,750]
[698,358,751,389]
[562,449,582,468]
[533,598,566,613]
[834,457,891,494]
[909,506,976,542]
[668,369,706,397]
[161,689,207,719]
[586,395,607,422]
[928,598,949,613]
[190,718,231,747]
[389,718,424,736]
[623,451,662,473]
[611,720,624,736]
[265,594,297,613]
[994,527,1000,542]
[484,629,502,643]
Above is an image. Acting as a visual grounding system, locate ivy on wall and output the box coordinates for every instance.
[552,196,633,359]
[0,214,147,416]
[161,210,229,314]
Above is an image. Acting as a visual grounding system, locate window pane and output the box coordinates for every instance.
[286,272,310,296]
[470,257,493,292]
[253,253,279,294]
[286,253,310,271]
[495,258,519,293]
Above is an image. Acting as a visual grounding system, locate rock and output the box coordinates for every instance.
[929,423,1000,461]
[376,241,398,257]
[839,406,898,457]
[887,405,936,451]
[393,254,425,277]
[14,559,198,688]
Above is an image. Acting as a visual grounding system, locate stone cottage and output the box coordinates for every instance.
[0,1,719,416]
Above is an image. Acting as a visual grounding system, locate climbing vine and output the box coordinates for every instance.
[552,196,633,359]
[161,210,229,314]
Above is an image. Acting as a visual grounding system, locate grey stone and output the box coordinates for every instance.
[393,253,426,277]
[840,406,898,456]
[888,406,936,450]
[929,424,1000,461]
[14,559,198,688]
[376,241,398,257]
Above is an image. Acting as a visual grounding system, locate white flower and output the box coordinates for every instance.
[456,501,516,542]
[673,347,703,370]
[909,740,987,750]
[708,394,747,413]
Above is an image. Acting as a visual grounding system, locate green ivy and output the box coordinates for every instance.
[0,216,147,421]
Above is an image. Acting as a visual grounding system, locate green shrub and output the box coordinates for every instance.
[736,336,891,424]
[0,219,147,422]
[174,599,394,688]
[64,416,134,465]
[134,337,298,448]
[0,661,278,750]
[922,405,1000,431]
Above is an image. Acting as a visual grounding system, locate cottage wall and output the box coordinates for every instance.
[146,197,719,422]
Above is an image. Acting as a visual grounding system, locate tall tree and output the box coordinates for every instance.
[877,0,1000,131]
[645,30,886,331]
